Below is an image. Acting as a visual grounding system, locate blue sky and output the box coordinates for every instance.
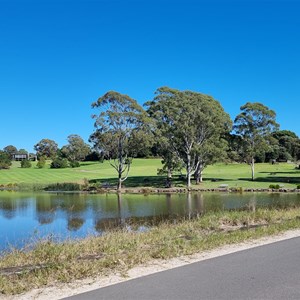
[0,0,299,152]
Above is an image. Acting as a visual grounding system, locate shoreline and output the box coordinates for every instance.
[119,187,300,194]
[1,187,300,194]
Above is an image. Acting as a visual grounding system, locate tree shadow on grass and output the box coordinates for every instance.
[259,171,300,175]
[89,175,184,188]
[89,175,234,188]
[238,176,300,184]
[203,178,234,182]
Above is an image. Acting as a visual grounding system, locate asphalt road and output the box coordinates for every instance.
[65,237,300,300]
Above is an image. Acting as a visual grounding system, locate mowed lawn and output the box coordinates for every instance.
[0,159,299,189]
[0,159,162,186]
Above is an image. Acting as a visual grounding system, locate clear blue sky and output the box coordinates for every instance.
[1,0,299,152]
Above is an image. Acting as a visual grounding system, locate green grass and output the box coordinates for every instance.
[0,159,299,189]
[1,207,300,295]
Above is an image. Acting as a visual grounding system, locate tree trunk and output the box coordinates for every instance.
[165,168,172,187]
[251,157,255,181]
[187,172,191,189]
[117,139,123,190]
[195,169,203,184]
[194,163,203,184]
[199,170,203,183]
[117,173,122,190]
[186,153,191,189]
[118,158,123,190]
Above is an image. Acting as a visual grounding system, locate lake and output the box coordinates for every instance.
[0,191,300,252]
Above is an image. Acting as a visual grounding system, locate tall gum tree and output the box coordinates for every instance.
[61,134,91,162]
[34,139,58,159]
[90,91,149,190]
[146,87,232,189]
[234,102,279,181]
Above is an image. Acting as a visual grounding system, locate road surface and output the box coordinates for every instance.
[65,237,300,299]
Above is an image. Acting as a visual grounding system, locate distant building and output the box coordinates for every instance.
[12,153,37,161]
[12,153,28,161]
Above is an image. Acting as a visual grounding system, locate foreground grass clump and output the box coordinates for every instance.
[1,207,300,295]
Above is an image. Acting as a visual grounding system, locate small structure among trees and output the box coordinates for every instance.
[11,153,37,161]
[12,153,28,161]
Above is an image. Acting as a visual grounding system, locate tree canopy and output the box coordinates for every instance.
[146,87,232,188]
[3,145,17,158]
[34,139,58,159]
[234,102,279,180]
[61,134,91,162]
[90,91,150,190]
[271,130,300,162]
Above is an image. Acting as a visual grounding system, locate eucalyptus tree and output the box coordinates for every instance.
[90,91,150,190]
[34,138,58,159]
[3,145,17,159]
[234,102,279,181]
[193,137,229,184]
[146,87,232,188]
[61,134,91,162]
[156,137,184,184]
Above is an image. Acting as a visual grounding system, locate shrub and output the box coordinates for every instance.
[0,151,12,169]
[70,161,80,168]
[297,185,300,189]
[36,156,46,168]
[269,184,280,189]
[236,187,243,193]
[44,182,81,191]
[50,157,69,169]
[20,160,32,168]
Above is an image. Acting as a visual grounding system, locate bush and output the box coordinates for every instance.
[50,157,69,169]
[36,156,46,168]
[44,182,81,191]
[70,161,80,168]
[0,151,12,169]
[297,185,300,189]
[269,184,280,189]
[0,162,11,169]
[20,160,32,168]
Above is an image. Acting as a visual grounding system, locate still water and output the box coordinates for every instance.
[0,191,300,252]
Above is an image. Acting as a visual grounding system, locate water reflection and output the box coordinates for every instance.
[0,196,29,219]
[68,217,84,231]
[249,194,256,212]
[0,191,300,252]
[36,195,56,224]
[94,193,125,232]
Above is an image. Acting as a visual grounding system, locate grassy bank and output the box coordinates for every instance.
[1,207,300,295]
[0,159,299,190]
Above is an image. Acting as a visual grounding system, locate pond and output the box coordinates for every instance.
[0,191,300,252]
